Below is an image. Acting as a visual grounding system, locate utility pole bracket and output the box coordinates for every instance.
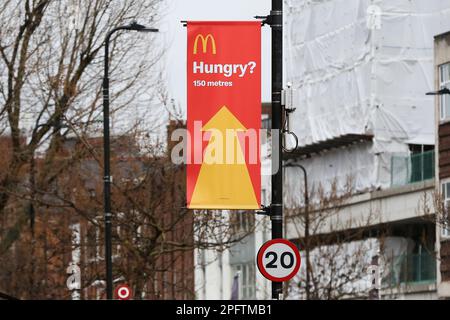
[255,205,271,216]
[254,11,282,28]
[256,204,284,221]
[254,15,270,26]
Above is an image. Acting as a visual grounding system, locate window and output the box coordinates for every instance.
[441,182,450,238]
[439,63,450,121]
[391,146,435,186]
[408,145,435,183]
[409,144,434,154]
[231,211,255,235]
[233,263,256,299]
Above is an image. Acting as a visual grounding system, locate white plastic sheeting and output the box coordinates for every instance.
[285,0,450,193]
[284,143,376,207]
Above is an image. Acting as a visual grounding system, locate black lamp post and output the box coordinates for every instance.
[103,21,158,300]
[270,0,284,300]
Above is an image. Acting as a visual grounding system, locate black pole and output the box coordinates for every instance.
[103,28,114,301]
[271,0,283,300]
[103,23,158,300]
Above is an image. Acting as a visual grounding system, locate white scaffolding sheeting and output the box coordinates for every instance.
[285,0,450,193]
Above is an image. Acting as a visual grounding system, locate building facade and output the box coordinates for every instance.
[280,0,450,300]
[433,31,450,299]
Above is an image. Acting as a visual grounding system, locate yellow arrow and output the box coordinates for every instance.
[190,106,259,209]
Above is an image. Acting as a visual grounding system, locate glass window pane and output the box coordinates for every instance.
[446,95,450,120]
[446,183,450,199]
[441,64,450,83]
[447,64,450,83]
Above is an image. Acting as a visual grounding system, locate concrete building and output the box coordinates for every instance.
[281,0,450,300]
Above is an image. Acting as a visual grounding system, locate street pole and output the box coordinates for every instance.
[270,0,283,300]
[103,22,158,300]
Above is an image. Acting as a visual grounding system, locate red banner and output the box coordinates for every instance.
[186,21,261,210]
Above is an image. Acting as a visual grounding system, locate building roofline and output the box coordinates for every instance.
[434,30,450,39]
[283,133,374,160]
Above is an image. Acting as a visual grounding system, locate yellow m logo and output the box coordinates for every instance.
[193,34,217,55]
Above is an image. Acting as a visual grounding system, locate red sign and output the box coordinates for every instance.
[257,239,301,282]
[115,284,132,300]
[186,21,261,210]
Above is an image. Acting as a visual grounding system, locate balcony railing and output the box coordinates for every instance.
[391,150,435,187]
[382,252,436,288]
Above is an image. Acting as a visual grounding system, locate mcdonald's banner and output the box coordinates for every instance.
[186,21,261,210]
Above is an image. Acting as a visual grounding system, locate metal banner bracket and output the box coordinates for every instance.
[254,11,282,28]
[255,205,271,216]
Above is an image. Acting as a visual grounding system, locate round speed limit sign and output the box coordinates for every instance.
[115,284,132,300]
[257,239,301,282]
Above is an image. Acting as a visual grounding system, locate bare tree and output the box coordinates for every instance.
[0,0,166,252]
[0,0,169,299]
[0,127,256,299]
[417,188,449,236]
[284,174,381,300]
[0,1,259,300]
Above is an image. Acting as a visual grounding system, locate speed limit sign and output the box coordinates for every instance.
[257,239,301,282]
[115,284,132,300]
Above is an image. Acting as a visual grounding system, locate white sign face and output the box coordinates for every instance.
[257,239,301,282]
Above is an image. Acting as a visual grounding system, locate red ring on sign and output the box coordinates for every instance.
[115,284,132,300]
[257,238,301,282]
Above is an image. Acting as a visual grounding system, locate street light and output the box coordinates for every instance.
[426,87,450,96]
[103,21,158,300]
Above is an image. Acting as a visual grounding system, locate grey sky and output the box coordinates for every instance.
[160,0,272,117]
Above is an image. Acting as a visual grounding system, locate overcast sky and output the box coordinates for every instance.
[160,0,272,116]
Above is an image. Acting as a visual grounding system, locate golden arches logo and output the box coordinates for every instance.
[193,34,217,55]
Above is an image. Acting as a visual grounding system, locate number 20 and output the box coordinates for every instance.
[265,251,294,269]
